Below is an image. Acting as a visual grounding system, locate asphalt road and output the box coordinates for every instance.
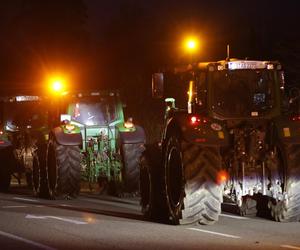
[0,185,299,250]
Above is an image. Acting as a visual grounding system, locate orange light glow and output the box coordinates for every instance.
[47,74,68,95]
[218,170,229,184]
[52,80,63,92]
[187,40,196,49]
[184,37,199,53]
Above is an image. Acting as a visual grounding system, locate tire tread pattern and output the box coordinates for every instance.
[55,144,81,197]
[122,143,144,192]
[180,142,223,225]
[270,144,300,222]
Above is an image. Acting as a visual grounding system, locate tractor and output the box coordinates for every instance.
[140,59,300,225]
[61,91,145,195]
[0,89,145,198]
[0,94,82,199]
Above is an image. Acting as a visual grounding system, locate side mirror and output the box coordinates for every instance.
[152,73,164,98]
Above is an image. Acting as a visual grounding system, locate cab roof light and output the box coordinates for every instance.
[227,61,267,70]
[16,96,40,102]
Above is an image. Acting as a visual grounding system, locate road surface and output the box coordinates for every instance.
[0,185,299,250]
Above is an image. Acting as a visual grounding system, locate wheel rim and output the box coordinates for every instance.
[167,146,183,208]
[47,144,57,192]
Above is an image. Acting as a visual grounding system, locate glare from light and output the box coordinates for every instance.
[184,37,199,53]
[47,74,68,95]
[187,40,196,49]
[218,170,229,184]
[52,80,63,92]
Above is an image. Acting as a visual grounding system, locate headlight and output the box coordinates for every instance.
[65,124,75,132]
[124,118,134,129]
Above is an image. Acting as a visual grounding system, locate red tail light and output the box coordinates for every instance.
[190,116,200,125]
[291,115,300,121]
[189,115,208,126]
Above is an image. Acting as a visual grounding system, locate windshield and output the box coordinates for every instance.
[211,69,276,117]
[4,101,47,129]
[68,96,117,126]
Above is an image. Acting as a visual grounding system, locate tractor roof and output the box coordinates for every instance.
[174,59,281,74]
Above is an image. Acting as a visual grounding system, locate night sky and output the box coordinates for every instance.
[0,0,299,125]
[86,0,300,89]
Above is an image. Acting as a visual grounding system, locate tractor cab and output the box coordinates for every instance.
[207,60,283,120]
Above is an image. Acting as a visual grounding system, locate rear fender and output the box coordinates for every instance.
[51,127,82,146]
[164,113,229,147]
[119,125,146,144]
[274,116,300,144]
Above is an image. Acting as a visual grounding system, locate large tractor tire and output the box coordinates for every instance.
[0,147,14,191]
[46,139,81,199]
[121,143,145,193]
[32,146,50,198]
[35,144,51,198]
[140,144,166,220]
[162,136,223,225]
[31,152,40,195]
[268,144,300,222]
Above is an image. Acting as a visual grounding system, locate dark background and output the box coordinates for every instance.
[0,0,299,139]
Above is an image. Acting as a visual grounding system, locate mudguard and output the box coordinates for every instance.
[274,116,300,144]
[164,112,229,147]
[51,127,82,146]
[119,125,146,144]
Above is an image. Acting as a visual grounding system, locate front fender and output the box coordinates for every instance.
[51,127,82,146]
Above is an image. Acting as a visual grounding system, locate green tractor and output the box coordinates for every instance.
[61,91,145,195]
[141,59,300,225]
